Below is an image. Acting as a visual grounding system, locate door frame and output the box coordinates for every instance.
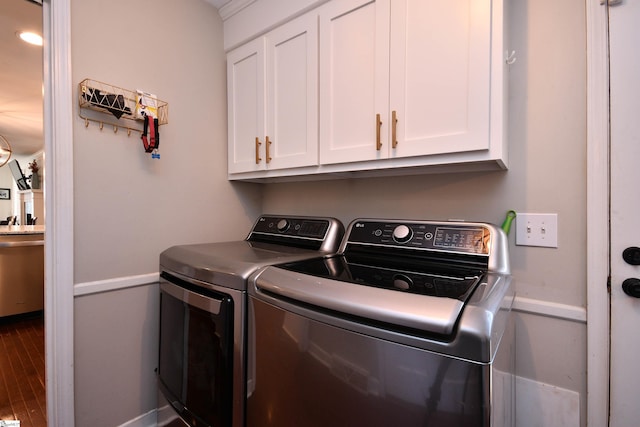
[586,0,610,426]
[43,0,75,425]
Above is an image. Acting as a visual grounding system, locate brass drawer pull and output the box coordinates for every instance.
[255,137,262,164]
[376,114,382,151]
[266,136,272,164]
[392,110,398,149]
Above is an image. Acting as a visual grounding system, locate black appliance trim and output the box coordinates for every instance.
[247,233,323,250]
[344,243,490,270]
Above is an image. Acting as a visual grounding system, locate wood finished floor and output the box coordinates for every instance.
[0,312,46,427]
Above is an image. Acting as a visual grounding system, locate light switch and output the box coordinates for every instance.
[515,213,558,248]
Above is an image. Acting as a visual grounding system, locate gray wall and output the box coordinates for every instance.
[260,0,588,423]
[69,0,588,425]
[71,0,261,284]
[74,285,160,426]
[70,0,261,425]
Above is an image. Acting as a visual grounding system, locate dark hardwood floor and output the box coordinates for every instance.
[0,312,46,427]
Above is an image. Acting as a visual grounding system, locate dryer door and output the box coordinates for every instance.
[158,273,234,427]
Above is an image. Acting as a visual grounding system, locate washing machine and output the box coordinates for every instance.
[248,218,514,427]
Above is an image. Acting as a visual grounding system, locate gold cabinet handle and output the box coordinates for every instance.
[266,136,272,164]
[255,137,262,164]
[376,113,383,151]
[391,110,398,149]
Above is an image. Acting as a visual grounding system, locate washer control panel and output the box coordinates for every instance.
[347,220,491,255]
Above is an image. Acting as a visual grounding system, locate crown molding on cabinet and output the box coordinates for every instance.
[204,0,257,20]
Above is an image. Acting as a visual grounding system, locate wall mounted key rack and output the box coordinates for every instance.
[78,78,168,135]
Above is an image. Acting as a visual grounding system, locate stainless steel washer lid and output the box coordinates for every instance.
[252,218,510,334]
[253,265,470,336]
[160,240,334,291]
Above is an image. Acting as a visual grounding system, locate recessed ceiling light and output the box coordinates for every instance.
[17,31,43,46]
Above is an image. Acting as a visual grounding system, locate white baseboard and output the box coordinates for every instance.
[117,409,157,427]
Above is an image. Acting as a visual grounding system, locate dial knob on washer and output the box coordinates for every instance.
[392,225,413,243]
[393,274,412,290]
[277,219,289,232]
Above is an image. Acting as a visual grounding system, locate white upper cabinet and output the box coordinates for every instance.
[227,37,265,174]
[319,0,390,164]
[226,0,507,181]
[389,0,492,159]
[266,15,319,170]
[320,0,493,164]
[227,13,319,174]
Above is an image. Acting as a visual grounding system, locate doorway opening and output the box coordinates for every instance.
[0,0,46,425]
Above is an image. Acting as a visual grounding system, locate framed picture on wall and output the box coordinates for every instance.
[0,188,10,200]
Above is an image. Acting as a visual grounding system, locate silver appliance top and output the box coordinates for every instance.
[251,218,513,362]
[160,215,344,290]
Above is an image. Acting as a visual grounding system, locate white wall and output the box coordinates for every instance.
[70,0,261,425]
[260,0,588,425]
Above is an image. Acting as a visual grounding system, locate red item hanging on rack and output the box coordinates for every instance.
[141,115,160,153]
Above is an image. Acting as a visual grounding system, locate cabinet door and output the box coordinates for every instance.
[319,0,391,165]
[227,38,266,174]
[389,0,491,158]
[265,14,319,169]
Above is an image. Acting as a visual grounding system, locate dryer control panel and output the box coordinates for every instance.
[252,216,330,238]
[247,215,345,252]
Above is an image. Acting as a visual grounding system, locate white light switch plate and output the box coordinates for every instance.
[515,213,558,248]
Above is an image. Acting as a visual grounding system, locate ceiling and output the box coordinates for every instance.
[0,0,43,156]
